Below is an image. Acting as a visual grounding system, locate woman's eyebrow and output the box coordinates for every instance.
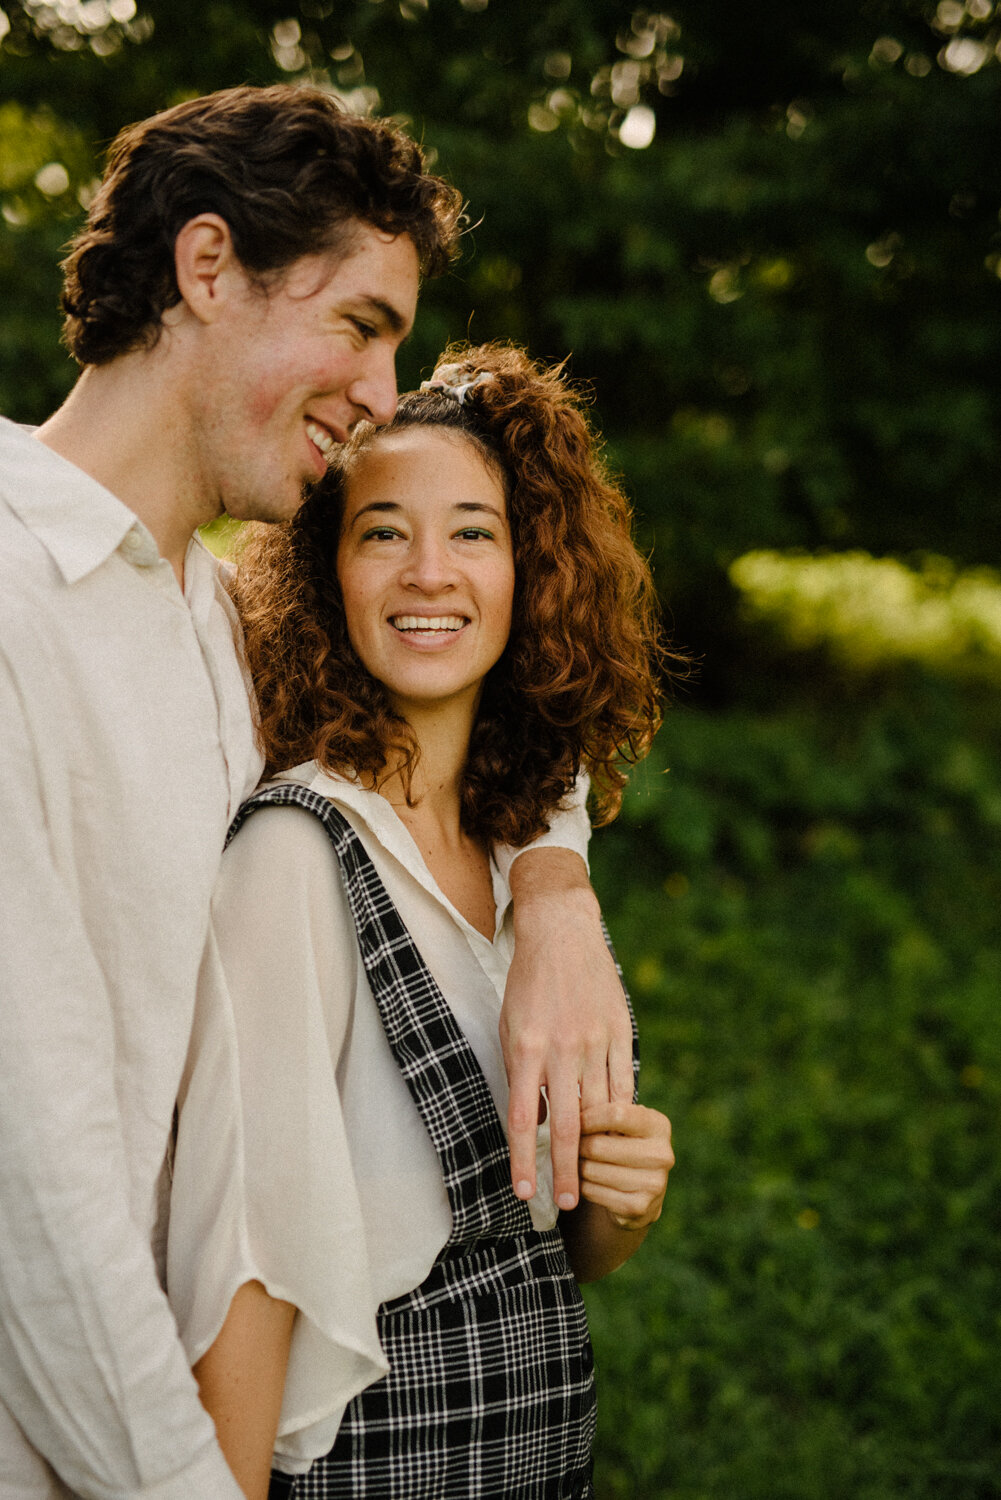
[347,500,507,528]
[454,502,506,520]
[349,501,400,525]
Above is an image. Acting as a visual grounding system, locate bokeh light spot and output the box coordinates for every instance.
[619,104,657,149]
[34,161,70,196]
[941,36,989,72]
[527,102,559,133]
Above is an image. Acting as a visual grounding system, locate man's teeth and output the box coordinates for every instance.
[306,421,335,457]
[392,616,465,633]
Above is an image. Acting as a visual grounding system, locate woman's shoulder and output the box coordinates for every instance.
[218,765,356,921]
[266,763,413,862]
[213,767,361,989]
[234,761,371,840]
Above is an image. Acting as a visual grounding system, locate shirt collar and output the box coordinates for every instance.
[0,416,140,585]
[277,763,514,940]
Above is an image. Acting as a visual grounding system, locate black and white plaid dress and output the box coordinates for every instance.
[227,782,629,1500]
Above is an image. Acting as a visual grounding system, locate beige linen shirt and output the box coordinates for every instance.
[0,417,260,1498]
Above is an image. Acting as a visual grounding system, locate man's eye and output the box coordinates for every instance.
[350,318,376,340]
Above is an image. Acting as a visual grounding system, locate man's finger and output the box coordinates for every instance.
[578,1047,610,1114]
[546,1069,583,1210]
[506,1066,544,1200]
[607,1014,636,1103]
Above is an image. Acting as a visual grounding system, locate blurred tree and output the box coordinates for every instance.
[2,0,1000,660]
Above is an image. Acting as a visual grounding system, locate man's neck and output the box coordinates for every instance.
[36,354,219,587]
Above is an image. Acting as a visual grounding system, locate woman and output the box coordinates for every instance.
[168,343,677,1499]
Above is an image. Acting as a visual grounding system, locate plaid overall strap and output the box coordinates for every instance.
[227,782,534,1244]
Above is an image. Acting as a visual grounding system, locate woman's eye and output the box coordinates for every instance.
[350,318,376,341]
[362,526,401,542]
[455,527,493,541]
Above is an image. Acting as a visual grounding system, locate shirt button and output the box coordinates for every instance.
[120,527,159,567]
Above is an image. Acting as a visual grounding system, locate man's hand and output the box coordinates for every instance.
[502,849,634,1211]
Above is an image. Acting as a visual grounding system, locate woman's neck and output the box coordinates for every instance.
[378,702,496,940]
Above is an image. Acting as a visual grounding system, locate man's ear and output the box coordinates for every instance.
[172,213,242,326]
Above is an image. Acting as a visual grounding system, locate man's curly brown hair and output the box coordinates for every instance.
[61,83,463,366]
[234,342,683,848]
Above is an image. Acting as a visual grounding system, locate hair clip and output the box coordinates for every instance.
[419,368,494,406]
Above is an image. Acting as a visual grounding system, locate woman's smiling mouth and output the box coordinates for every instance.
[390,614,467,637]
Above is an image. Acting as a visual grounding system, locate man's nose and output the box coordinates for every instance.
[348,351,398,427]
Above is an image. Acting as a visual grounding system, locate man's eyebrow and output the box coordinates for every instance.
[353,295,409,337]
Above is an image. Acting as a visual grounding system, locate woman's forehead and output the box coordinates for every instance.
[344,424,507,500]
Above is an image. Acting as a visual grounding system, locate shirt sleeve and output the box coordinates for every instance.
[168,804,389,1474]
[491,773,592,883]
[0,648,243,1500]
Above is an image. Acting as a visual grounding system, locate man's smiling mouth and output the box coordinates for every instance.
[305,420,335,460]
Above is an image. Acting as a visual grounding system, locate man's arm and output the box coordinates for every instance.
[501,797,634,1210]
[0,650,243,1499]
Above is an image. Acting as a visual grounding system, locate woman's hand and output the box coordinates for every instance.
[561,1102,674,1283]
[578,1100,674,1229]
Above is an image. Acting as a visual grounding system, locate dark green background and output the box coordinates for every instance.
[2,2,999,1493]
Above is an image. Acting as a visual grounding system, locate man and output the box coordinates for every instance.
[0,85,633,1497]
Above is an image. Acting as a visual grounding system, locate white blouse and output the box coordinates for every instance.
[168,764,586,1474]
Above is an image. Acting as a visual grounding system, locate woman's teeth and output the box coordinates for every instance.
[392,616,465,634]
[306,421,334,458]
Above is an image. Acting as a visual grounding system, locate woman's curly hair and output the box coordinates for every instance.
[61,83,463,366]
[234,341,685,847]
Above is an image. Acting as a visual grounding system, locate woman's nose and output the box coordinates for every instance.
[400,536,458,592]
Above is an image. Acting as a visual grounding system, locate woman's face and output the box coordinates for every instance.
[336,426,515,725]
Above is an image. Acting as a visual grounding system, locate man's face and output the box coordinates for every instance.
[193,222,420,525]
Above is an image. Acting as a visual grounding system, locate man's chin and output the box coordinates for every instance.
[297,467,335,509]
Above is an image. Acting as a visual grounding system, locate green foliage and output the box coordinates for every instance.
[731,550,1001,682]
[0,98,93,414]
[588,676,1001,1497]
[3,0,1001,587]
